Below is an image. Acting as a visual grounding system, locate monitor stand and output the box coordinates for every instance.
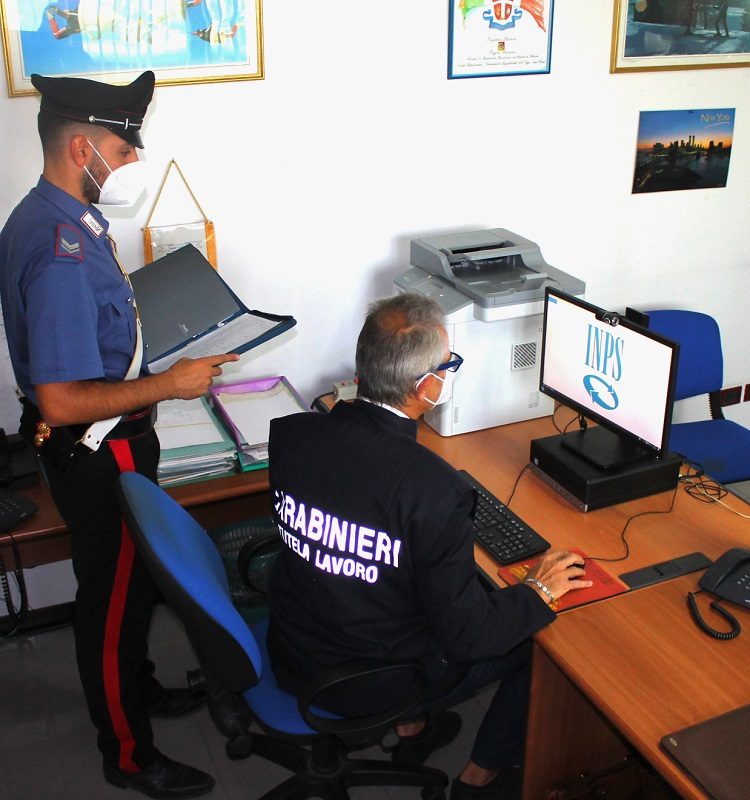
[560,426,649,471]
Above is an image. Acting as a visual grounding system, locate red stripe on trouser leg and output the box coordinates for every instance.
[109,438,136,473]
[104,438,139,771]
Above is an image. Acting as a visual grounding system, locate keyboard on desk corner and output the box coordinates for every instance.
[460,470,550,565]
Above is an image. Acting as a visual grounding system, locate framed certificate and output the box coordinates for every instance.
[448,0,554,79]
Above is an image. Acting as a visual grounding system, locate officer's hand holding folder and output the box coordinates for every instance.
[129,244,296,373]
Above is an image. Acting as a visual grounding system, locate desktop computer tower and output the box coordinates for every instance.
[529,433,681,512]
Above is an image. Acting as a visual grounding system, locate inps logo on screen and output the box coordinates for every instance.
[583,374,619,411]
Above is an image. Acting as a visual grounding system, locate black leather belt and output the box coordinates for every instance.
[69,404,157,442]
[20,399,157,470]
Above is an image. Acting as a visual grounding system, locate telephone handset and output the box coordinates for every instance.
[687,548,750,640]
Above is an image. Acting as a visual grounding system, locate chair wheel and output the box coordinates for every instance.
[421,787,446,800]
[225,734,253,760]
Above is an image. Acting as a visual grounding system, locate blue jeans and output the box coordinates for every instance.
[408,639,533,771]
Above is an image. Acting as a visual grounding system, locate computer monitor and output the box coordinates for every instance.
[539,287,679,470]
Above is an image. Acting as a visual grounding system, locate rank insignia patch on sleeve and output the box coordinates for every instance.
[55,224,84,261]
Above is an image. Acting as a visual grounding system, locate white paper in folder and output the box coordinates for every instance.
[155,398,224,450]
[215,382,305,448]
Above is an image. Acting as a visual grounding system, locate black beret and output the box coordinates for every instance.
[30,71,155,148]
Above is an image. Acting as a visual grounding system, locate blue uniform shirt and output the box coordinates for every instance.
[0,177,142,407]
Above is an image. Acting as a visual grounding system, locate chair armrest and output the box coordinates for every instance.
[298,660,426,736]
[237,529,281,594]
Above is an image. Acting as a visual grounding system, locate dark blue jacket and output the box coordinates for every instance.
[267,399,554,693]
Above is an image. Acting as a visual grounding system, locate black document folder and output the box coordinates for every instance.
[129,245,296,373]
[660,704,750,800]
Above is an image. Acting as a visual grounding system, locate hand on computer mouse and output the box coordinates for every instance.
[525,550,593,605]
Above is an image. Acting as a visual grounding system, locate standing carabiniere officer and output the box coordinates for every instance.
[0,72,237,798]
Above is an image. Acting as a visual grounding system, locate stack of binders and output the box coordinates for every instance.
[155,397,237,486]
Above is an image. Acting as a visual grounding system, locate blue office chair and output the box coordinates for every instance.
[647,309,750,484]
[116,471,448,800]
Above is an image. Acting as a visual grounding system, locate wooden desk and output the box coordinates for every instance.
[0,468,271,571]
[418,414,750,800]
[5,410,748,798]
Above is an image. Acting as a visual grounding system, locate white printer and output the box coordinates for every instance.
[395,229,585,436]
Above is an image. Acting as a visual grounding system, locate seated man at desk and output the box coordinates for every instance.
[266,293,591,799]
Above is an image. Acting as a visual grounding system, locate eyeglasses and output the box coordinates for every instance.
[417,352,464,381]
[436,351,464,373]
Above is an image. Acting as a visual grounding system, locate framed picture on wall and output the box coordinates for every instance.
[448,0,554,79]
[0,0,264,97]
[611,0,750,73]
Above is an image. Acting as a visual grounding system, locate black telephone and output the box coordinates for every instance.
[0,427,39,490]
[687,548,750,640]
[699,548,750,606]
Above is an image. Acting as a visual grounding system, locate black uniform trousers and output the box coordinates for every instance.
[38,427,163,772]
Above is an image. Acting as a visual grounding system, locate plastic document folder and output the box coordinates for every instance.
[210,377,307,472]
[660,704,750,800]
[130,244,296,373]
[155,396,237,486]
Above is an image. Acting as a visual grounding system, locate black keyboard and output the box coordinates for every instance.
[0,488,38,534]
[460,470,550,565]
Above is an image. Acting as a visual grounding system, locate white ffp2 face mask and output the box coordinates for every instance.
[84,139,147,207]
[97,160,147,206]
[416,368,455,407]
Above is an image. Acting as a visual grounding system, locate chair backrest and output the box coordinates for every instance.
[117,472,262,694]
[646,309,724,400]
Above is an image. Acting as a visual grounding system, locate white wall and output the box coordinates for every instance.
[1,1,749,433]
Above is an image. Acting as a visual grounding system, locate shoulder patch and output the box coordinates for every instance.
[55,224,84,262]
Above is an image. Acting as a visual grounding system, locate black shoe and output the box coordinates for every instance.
[103,755,215,799]
[450,767,521,800]
[391,710,462,766]
[148,688,206,719]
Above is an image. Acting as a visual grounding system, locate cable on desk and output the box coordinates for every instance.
[588,479,680,565]
[505,463,529,508]
[681,471,725,502]
[551,402,564,434]
[561,412,582,436]
[550,403,584,437]
[679,463,750,519]
[678,457,704,479]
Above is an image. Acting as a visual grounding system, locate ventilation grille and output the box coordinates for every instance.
[512,341,537,371]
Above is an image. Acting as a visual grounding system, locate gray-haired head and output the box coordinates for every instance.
[355,293,445,407]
